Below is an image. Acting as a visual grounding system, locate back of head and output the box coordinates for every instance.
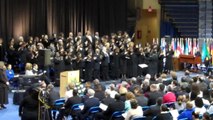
[114,94,121,101]
[73,89,78,96]
[186,102,193,109]
[160,104,169,112]
[195,97,203,108]
[156,97,163,106]
[125,92,135,100]
[130,99,138,109]
[93,79,100,85]
[87,88,95,97]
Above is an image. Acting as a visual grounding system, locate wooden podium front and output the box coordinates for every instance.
[172,57,180,71]
[60,70,80,98]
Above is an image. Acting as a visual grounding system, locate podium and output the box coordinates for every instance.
[60,70,80,97]
[172,57,180,71]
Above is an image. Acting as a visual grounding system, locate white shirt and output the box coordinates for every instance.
[125,106,143,120]
[25,70,34,76]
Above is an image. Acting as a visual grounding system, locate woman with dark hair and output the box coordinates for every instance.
[154,104,173,120]
[125,99,143,120]
[194,97,206,115]
[19,87,40,120]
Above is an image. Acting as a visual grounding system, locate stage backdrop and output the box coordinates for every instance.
[0,0,127,42]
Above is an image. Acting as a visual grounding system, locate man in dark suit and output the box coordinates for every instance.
[95,94,125,120]
[144,97,162,119]
[80,88,100,119]
[57,89,82,119]
[101,90,115,106]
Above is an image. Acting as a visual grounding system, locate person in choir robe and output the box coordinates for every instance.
[54,50,65,78]
[84,51,94,82]
[137,47,145,77]
[110,47,121,79]
[64,51,73,71]
[120,48,128,79]
[100,47,110,81]
[158,49,165,75]
[147,49,159,77]
[127,47,138,78]
[17,39,28,72]
[0,38,6,62]
[74,53,84,80]
[93,48,101,80]
[7,39,16,67]
[75,32,83,44]
[165,46,174,73]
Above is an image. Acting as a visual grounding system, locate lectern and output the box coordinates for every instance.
[60,70,80,97]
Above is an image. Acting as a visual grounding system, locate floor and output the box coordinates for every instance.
[0,71,201,120]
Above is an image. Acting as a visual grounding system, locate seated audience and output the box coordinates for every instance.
[101,89,115,106]
[133,85,148,106]
[57,89,82,120]
[194,97,206,115]
[124,92,135,112]
[163,86,176,104]
[95,94,125,120]
[64,83,75,101]
[125,99,143,120]
[154,104,173,120]
[79,88,100,119]
[5,64,14,81]
[25,63,34,75]
[178,102,194,120]
[94,84,105,101]
[144,97,162,119]
[175,95,186,111]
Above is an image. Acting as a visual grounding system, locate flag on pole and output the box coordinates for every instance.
[188,38,192,55]
[192,38,197,55]
[177,38,181,56]
[201,40,210,62]
[184,38,189,55]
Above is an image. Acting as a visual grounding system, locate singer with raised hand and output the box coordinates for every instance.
[0,63,9,109]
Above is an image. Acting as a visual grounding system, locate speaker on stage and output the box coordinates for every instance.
[38,49,51,66]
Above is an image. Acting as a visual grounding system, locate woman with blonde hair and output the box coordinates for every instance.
[125,92,135,111]
[25,63,34,75]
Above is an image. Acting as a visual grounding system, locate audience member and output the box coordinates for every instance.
[154,104,173,120]
[144,97,162,119]
[178,102,194,120]
[95,94,125,120]
[125,99,143,120]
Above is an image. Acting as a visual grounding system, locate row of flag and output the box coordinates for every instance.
[157,38,213,64]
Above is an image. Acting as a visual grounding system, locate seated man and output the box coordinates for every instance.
[79,88,100,119]
[178,102,194,120]
[57,89,82,120]
[95,94,125,120]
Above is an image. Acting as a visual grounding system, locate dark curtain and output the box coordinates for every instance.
[0,0,127,43]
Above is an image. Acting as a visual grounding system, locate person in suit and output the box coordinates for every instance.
[101,90,115,106]
[57,89,82,120]
[95,94,125,120]
[46,84,60,120]
[94,84,105,101]
[144,97,162,119]
[0,64,9,109]
[155,104,173,120]
[79,88,100,119]
[133,86,148,106]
